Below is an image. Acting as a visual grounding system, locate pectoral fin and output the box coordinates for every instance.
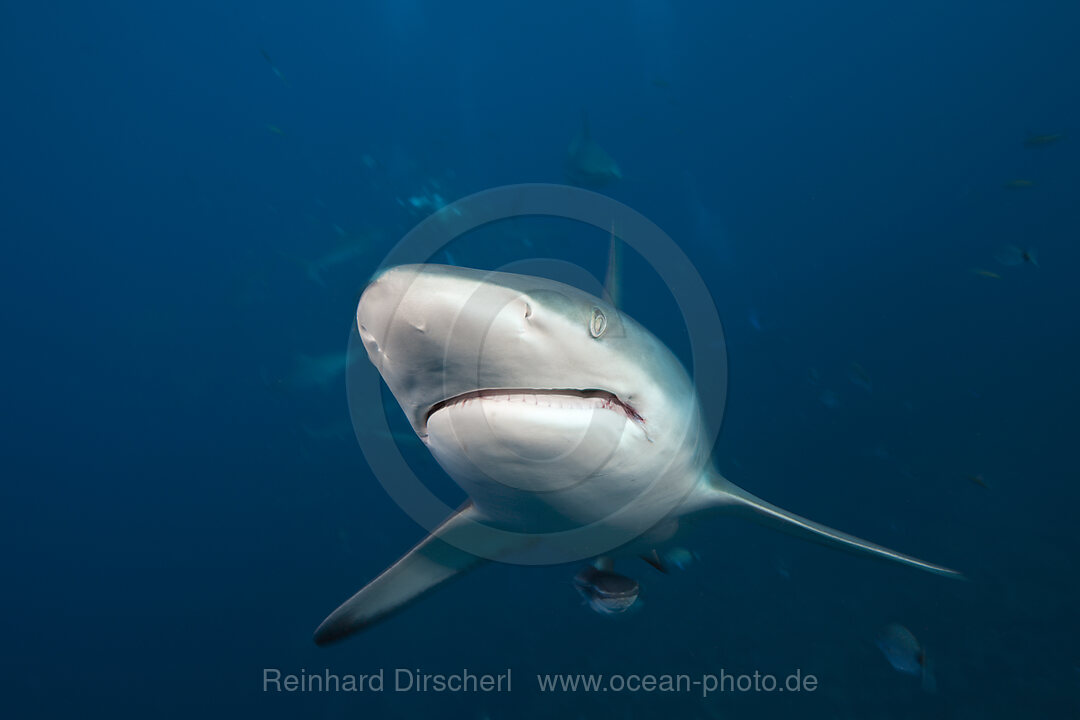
[681,473,963,579]
[314,503,519,645]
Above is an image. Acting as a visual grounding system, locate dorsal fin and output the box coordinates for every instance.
[603,219,622,308]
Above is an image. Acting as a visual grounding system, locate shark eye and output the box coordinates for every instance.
[589,307,607,338]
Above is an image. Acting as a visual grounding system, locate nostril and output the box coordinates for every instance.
[524,303,532,319]
[358,324,380,352]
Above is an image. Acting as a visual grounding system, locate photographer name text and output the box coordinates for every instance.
[263,668,511,693]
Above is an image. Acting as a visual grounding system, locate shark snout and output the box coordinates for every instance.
[355,266,425,358]
[355,274,392,358]
[356,264,532,362]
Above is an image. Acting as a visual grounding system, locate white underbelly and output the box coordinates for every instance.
[424,393,696,539]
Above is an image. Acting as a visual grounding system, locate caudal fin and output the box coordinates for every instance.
[685,474,963,579]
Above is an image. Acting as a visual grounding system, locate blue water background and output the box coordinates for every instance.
[2,1,1078,717]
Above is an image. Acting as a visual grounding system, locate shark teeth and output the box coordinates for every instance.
[425,389,645,428]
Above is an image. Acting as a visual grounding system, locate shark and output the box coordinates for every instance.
[290,352,350,389]
[565,112,623,188]
[313,263,961,645]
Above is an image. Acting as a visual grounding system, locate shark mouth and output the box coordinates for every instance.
[424,389,645,429]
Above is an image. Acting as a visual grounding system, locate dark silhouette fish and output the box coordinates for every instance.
[573,566,640,615]
[258,45,290,87]
[994,244,1039,268]
[877,623,936,692]
[1023,133,1065,148]
[565,111,622,188]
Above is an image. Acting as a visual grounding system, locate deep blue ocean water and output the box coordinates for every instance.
[2,1,1078,717]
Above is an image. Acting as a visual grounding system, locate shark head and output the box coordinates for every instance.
[356,264,707,532]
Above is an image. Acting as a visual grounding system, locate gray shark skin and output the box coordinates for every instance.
[313,264,960,645]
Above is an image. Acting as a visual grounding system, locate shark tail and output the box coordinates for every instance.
[683,473,963,579]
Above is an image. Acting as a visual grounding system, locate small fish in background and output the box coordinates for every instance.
[565,110,622,188]
[298,243,365,286]
[994,244,1039,268]
[968,473,988,488]
[747,308,762,332]
[971,268,1001,279]
[360,154,377,170]
[259,366,286,393]
[258,45,290,87]
[573,565,640,616]
[864,444,921,484]
[396,178,463,219]
[876,623,937,693]
[650,75,670,89]
[290,352,351,390]
[266,124,285,136]
[819,388,839,409]
[848,362,873,393]
[775,557,791,580]
[1023,132,1065,148]
[287,226,385,286]
[399,192,446,214]
[807,367,822,386]
[662,547,698,571]
[1003,179,1034,189]
[866,443,893,463]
